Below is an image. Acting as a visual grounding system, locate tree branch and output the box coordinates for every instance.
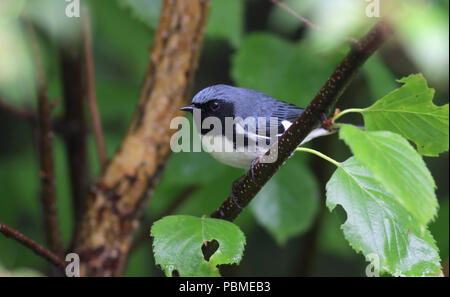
[59,39,89,232]
[72,0,211,276]
[210,20,393,222]
[269,0,320,31]
[0,222,66,271]
[27,22,64,257]
[82,8,107,168]
[0,99,37,122]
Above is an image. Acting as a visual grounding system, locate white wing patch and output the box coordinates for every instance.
[281,120,292,132]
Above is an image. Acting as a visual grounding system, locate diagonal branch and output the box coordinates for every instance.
[269,0,320,31]
[26,22,64,257]
[0,222,66,271]
[83,8,107,168]
[210,20,393,222]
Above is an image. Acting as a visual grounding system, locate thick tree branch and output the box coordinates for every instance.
[211,20,393,222]
[27,22,64,257]
[72,0,210,276]
[0,222,66,271]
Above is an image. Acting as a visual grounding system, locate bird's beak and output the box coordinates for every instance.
[180,104,195,112]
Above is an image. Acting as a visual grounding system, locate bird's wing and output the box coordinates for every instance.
[234,101,303,144]
[269,101,304,135]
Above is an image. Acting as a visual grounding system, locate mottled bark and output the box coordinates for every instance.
[73,0,210,276]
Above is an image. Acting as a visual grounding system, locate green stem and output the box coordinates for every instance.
[332,108,364,122]
[295,147,341,167]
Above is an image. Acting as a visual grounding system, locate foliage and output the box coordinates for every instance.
[361,74,449,157]
[250,158,319,245]
[151,215,245,277]
[327,157,441,276]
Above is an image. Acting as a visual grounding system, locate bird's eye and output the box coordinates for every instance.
[210,101,220,111]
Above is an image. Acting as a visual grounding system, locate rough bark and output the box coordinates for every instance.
[72,0,210,276]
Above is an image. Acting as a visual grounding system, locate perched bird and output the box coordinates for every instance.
[181,84,333,169]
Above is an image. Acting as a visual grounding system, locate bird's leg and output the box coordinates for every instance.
[320,108,340,132]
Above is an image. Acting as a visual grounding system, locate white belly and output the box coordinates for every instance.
[201,133,264,169]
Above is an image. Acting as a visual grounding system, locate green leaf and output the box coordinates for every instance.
[206,0,244,48]
[326,157,441,276]
[363,56,397,102]
[430,197,449,260]
[151,215,246,277]
[362,73,449,156]
[339,125,438,225]
[250,159,319,245]
[117,0,244,48]
[117,0,161,29]
[231,33,334,107]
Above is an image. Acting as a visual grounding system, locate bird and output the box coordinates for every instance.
[180,84,334,170]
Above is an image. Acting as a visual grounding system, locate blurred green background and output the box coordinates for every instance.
[0,0,448,276]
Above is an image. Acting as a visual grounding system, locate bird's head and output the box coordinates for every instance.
[180,84,237,120]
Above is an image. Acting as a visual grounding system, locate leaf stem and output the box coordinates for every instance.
[295,147,341,167]
[333,108,365,122]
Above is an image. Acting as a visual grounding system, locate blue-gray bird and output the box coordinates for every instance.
[181,84,333,169]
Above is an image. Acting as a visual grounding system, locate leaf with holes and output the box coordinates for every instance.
[326,157,441,276]
[151,215,245,277]
[339,125,438,226]
[362,73,449,156]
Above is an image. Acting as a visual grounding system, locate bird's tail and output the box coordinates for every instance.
[299,124,364,146]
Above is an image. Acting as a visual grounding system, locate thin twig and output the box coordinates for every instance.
[59,43,89,231]
[269,0,320,31]
[269,0,359,44]
[0,222,66,271]
[26,21,64,257]
[82,7,107,168]
[210,20,393,222]
[0,99,37,122]
[130,185,198,252]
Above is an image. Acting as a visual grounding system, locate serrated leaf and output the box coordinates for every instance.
[151,215,245,277]
[326,157,441,276]
[340,125,437,226]
[250,159,319,245]
[362,73,449,156]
